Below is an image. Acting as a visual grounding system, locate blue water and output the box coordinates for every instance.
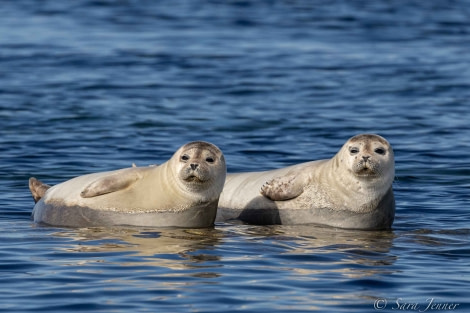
[1,1,470,312]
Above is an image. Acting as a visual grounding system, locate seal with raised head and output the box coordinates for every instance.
[216,134,395,230]
[29,141,226,228]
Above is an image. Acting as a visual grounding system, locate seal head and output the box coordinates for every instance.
[341,134,394,181]
[171,141,227,201]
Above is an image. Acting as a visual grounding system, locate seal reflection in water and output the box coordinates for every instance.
[217,134,395,230]
[29,141,226,228]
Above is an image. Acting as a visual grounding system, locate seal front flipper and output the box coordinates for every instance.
[29,177,51,203]
[260,174,306,201]
[80,168,144,198]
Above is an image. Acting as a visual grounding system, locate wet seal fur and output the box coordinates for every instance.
[216,134,395,230]
[29,141,226,228]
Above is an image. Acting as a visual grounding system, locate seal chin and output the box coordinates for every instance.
[354,166,379,178]
[355,171,379,178]
[184,175,205,183]
[180,167,207,183]
[181,173,212,190]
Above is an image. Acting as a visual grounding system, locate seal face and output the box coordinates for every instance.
[216,134,395,230]
[345,134,393,180]
[173,141,226,198]
[30,141,226,228]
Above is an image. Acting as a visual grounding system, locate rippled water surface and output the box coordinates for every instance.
[1,1,470,312]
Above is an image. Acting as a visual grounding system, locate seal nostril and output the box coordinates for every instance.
[363,156,370,161]
[190,164,198,170]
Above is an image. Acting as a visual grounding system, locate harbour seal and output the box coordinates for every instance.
[216,134,395,230]
[29,141,226,228]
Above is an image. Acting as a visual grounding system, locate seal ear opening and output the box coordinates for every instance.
[29,177,51,203]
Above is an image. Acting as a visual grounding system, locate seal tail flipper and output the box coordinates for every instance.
[29,177,51,203]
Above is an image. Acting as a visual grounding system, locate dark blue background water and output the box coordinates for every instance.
[1,1,469,312]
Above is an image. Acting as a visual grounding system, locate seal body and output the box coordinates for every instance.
[30,141,226,228]
[217,134,395,230]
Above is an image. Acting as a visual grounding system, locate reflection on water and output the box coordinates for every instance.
[41,223,404,311]
[52,223,397,280]
[54,226,223,270]
[1,220,468,312]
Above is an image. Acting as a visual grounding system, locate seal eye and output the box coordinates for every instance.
[349,147,359,155]
[375,148,386,155]
[206,157,215,163]
[181,155,190,162]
